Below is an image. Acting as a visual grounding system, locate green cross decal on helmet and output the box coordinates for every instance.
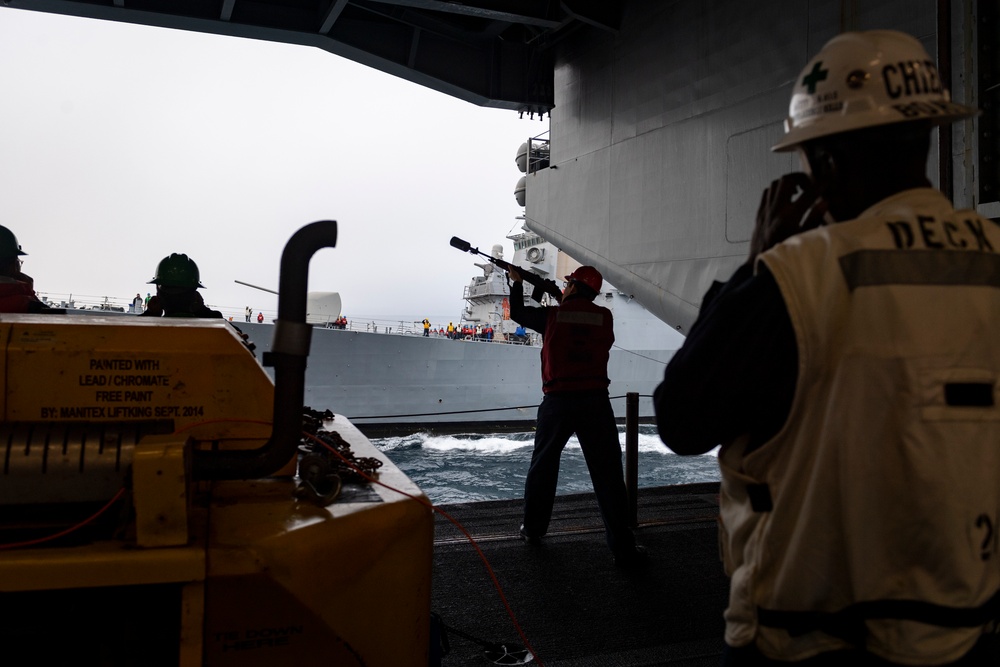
[801,62,829,94]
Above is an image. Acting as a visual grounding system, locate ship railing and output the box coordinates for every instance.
[36,291,285,321]
[526,134,550,174]
[332,319,424,335]
[37,291,137,313]
[448,327,538,346]
[33,294,493,340]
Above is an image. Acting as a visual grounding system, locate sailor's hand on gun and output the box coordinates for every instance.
[749,172,827,264]
[507,267,522,283]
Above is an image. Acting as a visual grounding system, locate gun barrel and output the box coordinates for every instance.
[449,236,472,252]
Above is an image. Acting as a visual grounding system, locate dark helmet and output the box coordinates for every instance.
[0,225,27,261]
[565,265,603,294]
[148,253,205,289]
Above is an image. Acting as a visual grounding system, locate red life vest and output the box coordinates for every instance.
[540,297,613,394]
[0,277,41,313]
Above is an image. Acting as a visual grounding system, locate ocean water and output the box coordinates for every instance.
[372,424,720,505]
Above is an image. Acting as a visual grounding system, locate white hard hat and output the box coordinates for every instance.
[773,30,978,152]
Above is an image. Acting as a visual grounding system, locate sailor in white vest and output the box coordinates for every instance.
[655,31,999,665]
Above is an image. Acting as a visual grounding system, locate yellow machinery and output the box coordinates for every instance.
[0,222,433,666]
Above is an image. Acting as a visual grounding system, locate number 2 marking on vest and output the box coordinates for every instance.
[976,514,994,561]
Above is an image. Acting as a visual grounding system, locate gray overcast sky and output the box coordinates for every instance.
[0,7,547,323]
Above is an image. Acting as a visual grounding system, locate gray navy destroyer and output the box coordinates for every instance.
[237,224,683,436]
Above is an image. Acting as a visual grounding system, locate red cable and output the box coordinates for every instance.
[0,418,258,551]
[304,430,545,666]
[0,487,127,551]
[178,418,544,662]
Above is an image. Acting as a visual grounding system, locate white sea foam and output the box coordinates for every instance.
[420,434,533,454]
[375,429,719,457]
[371,429,722,504]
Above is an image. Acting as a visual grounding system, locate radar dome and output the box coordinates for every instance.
[306,292,342,325]
[515,142,529,173]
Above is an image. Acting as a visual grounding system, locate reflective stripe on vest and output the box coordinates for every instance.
[540,299,613,393]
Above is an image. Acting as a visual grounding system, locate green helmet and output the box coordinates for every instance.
[148,253,205,289]
[0,225,27,260]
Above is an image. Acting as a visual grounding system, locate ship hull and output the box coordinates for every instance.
[237,322,672,436]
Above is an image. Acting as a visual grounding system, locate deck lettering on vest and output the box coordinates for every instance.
[917,215,944,249]
[886,217,996,252]
[965,217,994,252]
[886,220,914,248]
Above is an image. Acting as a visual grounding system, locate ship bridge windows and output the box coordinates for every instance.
[514,237,544,251]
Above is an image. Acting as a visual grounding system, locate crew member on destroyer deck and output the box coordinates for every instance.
[655,30,999,665]
[509,264,646,568]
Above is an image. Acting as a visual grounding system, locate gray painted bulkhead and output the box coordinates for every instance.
[523,0,987,333]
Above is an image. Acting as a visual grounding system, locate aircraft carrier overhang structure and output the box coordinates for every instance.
[7,0,998,332]
[4,0,622,117]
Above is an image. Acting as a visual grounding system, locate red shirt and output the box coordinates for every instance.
[0,275,43,313]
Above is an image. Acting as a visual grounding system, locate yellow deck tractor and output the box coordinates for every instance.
[0,222,433,666]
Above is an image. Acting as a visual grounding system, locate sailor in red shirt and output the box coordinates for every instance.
[508,264,645,568]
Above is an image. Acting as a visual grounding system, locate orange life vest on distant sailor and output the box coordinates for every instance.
[540,296,613,394]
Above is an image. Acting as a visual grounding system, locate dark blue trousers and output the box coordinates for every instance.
[521,390,636,555]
